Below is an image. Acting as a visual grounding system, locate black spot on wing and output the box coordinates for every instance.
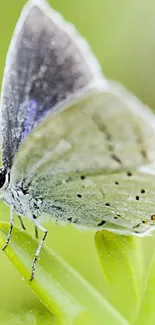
[77,194,82,198]
[97,220,106,226]
[110,154,122,165]
[133,223,141,229]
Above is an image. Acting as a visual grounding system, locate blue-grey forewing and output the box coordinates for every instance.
[0,0,106,170]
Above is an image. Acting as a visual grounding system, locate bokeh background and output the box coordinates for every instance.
[0,0,155,324]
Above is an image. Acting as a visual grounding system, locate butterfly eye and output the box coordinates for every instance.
[0,168,7,188]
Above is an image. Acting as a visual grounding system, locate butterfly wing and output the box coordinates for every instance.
[11,87,155,234]
[0,0,105,170]
[22,169,155,235]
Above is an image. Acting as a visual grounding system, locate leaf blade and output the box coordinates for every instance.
[0,221,129,325]
[95,230,144,323]
[136,246,155,325]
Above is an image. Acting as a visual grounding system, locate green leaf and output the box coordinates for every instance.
[0,221,129,325]
[136,246,155,325]
[0,306,57,325]
[95,230,144,323]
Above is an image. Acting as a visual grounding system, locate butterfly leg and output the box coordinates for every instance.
[18,215,26,230]
[30,219,48,281]
[35,225,38,239]
[2,205,14,250]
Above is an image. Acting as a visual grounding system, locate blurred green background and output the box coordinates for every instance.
[0,0,155,324]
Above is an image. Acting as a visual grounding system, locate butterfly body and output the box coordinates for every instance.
[3,185,39,221]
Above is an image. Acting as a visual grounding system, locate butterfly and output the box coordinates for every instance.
[1,0,155,280]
